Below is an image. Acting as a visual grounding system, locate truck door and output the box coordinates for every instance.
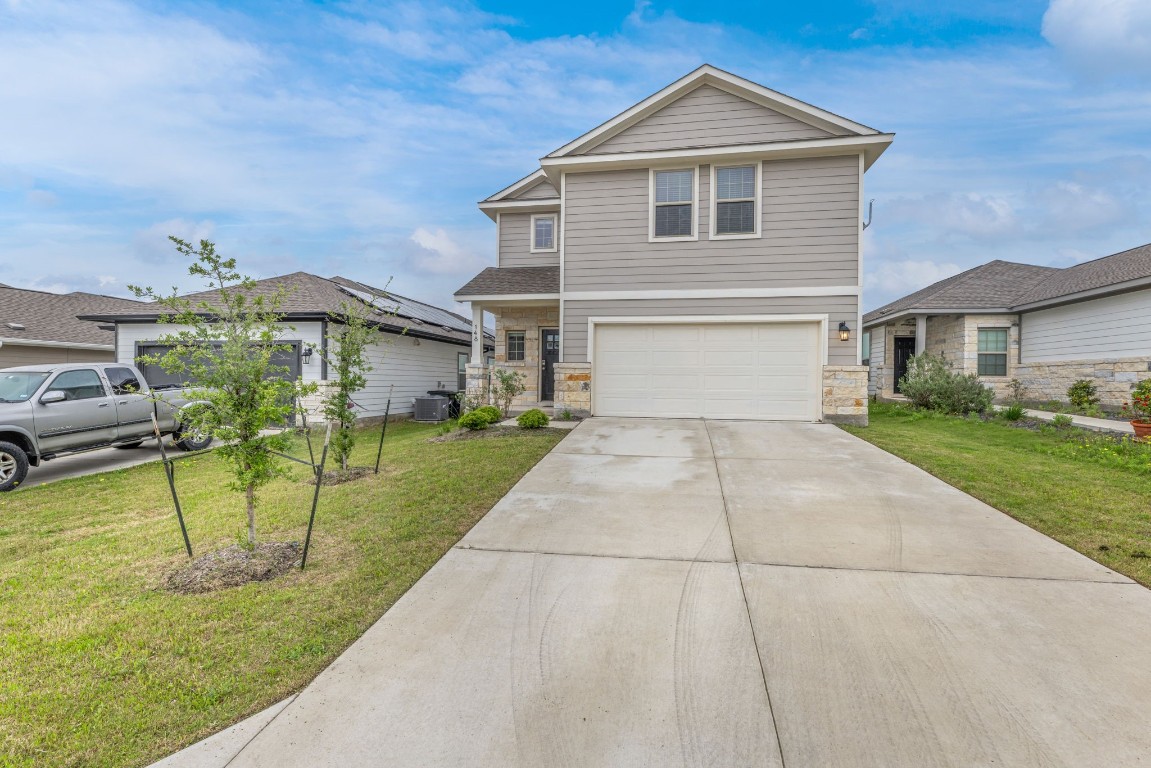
[34,369,119,454]
[105,367,155,440]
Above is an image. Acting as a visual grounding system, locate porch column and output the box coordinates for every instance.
[914,315,927,355]
[471,304,484,364]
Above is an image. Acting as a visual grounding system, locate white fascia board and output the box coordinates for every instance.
[478,198,561,222]
[540,134,894,182]
[861,308,1012,328]
[452,293,560,303]
[565,286,860,301]
[547,65,880,158]
[482,168,549,203]
[0,337,114,351]
[1012,277,1151,312]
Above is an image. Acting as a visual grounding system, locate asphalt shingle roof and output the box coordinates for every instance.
[454,266,560,297]
[0,286,142,346]
[1012,242,1151,307]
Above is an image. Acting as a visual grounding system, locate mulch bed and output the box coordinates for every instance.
[163,542,301,594]
[428,426,521,443]
[307,466,375,485]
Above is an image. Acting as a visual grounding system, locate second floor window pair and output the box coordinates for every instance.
[653,165,757,238]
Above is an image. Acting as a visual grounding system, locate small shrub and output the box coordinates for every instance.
[1051,413,1074,429]
[556,408,574,421]
[1067,379,1099,410]
[1006,378,1027,404]
[899,354,994,415]
[1001,403,1026,421]
[458,412,489,431]
[1121,379,1151,422]
[474,405,504,424]
[492,368,526,416]
[516,409,550,429]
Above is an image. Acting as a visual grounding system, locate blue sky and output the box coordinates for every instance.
[1,0,1149,312]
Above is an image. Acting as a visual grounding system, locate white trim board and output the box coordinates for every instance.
[0,337,114,351]
[565,286,860,301]
[529,213,558,253]
[452,293,560,303]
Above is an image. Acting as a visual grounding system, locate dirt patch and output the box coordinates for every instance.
[164,542,301,594]
[306,466,375,486]
[428,425,520,443]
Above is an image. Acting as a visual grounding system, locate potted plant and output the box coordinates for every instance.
[1121,379,1151,440]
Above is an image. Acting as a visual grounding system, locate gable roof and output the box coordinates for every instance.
[547,64,879,159]
[454,266,560,299]
[863,261,1061,325]
[80,272,491,347]
[1012,242,1151,308]
[0,286,142,348]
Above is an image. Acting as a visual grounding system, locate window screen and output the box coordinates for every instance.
[653,169,693,237]
[506,331,525,362]
[533,216,555,250]
[977,328,1008,376]
[715,165,756,235]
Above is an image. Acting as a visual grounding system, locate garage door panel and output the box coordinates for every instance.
[594,322,822,421]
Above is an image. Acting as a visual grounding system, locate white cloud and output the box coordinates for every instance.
[866,259,965,298]
[1042,0,1151,78]
[407,227,487,275]
[133,219,216,264]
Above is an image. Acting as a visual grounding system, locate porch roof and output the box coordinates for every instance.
[454,266,560,302]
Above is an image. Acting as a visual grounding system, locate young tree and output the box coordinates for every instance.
[132,237,316,547]
[320,300,376,470]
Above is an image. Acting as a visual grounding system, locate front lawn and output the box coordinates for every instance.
[0,421,564,768]
[842,403,1151,587]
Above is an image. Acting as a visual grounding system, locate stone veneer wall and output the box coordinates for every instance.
[552,362,592,416]
[960,314,1020,401]
[1015,356,1151,407]
[464,363,490,407]
[823,365,868,425]
[925,315,965,368]
[494,305,560,406]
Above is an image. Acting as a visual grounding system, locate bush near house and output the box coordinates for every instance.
[898,353,994,415]
[458,412,489,431]
[1067,379,1100,410]
[473,405,504,425]
[516,409,549,429]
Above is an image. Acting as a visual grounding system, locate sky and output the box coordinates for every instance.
[1,0,1150,313]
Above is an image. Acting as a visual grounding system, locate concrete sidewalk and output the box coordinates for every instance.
[1023,407,1136,435]
[153,418,1151,767]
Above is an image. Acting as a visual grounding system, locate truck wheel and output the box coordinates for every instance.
[114,441,145,450]
[174,428,212,452]
[0,441,30,492]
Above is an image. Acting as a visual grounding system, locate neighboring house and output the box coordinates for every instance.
[454,65,893,424]
[81,273,493,420]
[0,285,142,368]
[863,242,1151,405]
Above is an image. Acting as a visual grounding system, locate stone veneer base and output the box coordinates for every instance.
[823,365,868,427]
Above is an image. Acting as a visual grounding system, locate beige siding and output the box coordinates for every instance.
[499,212,559,268]
[562,296,858,365]
[586,85,833,155]
[512,179,558,199]
[0,345,113,368]
[562,155,860,291]
[1021,290,1151,363]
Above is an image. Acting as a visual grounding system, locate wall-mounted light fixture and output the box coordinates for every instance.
[838,321,851,342]
[301,345,313,364]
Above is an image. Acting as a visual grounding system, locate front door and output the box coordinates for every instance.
[893,336,917,394]
[540,329,559,401]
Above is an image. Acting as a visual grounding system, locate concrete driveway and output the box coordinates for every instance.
[156,418,1151,768]
[17,439,166,491]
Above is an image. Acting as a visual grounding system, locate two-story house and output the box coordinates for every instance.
[455,65,892,424]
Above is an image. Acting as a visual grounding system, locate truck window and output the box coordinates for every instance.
[45,369,107,401]
[105,367,143,395]
[0,372,49,402]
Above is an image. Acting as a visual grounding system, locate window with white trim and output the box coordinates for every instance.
[652,169,694,238]
[977,328,1008,376]
[506,331,525,362]
[531,214,556,252]
[714,165,757,236]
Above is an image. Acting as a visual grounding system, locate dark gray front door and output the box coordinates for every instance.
[541,329,559,401]
[893,336,917,394]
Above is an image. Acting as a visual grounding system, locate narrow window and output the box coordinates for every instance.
[715,165,757,235]
[531,214,556,252]
[653,169,694,238]
[862,331,871,365]
[977,328,1008,376]
[506,331,525,362]
[457,352,468,391]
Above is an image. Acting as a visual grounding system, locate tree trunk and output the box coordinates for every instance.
[245,483,257,547]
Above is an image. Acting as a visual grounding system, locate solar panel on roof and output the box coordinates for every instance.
[335,284,472,335]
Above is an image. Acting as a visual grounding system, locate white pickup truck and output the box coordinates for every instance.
[0,362,212,491]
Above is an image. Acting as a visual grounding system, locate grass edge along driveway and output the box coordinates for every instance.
[0,421,565,768]
[842,402,1151,588]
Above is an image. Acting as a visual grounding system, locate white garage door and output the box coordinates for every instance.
[594,322,822,420]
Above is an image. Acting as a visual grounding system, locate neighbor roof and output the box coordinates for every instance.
[1012,242,1151,308]
[863,261,1060,325]
[454,266,561,299]
[80,272,490,347]
[0,286,142,347]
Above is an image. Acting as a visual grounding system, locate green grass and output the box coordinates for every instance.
[843,403,1151,587]
[0,422,564,768]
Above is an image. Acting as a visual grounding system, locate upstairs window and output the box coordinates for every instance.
[714,165,758,236]
[977,328,1008,376]
[531,214,556,252]
[652,169,695,239]
[506,331,525,362]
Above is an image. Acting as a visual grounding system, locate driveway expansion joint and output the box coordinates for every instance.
[738,559,1135,586]
[452,543,733,565]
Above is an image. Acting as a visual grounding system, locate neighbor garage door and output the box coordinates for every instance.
[593,322,822,420]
